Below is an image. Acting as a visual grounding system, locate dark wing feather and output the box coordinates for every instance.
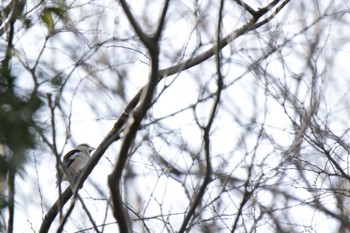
[62,148,80,168]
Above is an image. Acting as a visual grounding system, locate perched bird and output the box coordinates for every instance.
[57,143,95,185]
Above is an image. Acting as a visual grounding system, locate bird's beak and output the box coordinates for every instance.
[89,146,95,153]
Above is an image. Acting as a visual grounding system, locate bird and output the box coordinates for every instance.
[57,143,95,185]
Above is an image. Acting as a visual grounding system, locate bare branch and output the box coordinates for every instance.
[158,0,290,78]
[7,167,15,233]
[178,0,225,231]
[107,5,161,229]
[154,0,171,41]
[39,1,291,231]
[39,188,72,233]
[232,0,256,16]
[108,52,159,231]
[119,0,153,50]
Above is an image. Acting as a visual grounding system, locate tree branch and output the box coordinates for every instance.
[39,1,290,231]
[178,0,224,231]
[108,2,161,230]
[154,0,170,41]
[39,187,72,233]
[232,0,256,16]
[108,44,159,232]
[158,0,290,79]
[7,166,15,233]
[118,0,153,49]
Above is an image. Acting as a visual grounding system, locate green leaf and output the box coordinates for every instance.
[22,17,32,29]
[51,75,64,86]
[40,8,54,32]
[47,7,67,21]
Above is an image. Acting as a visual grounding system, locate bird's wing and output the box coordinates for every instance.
[62,148,80,168]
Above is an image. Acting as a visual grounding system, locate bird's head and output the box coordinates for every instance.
[77,143,95,154]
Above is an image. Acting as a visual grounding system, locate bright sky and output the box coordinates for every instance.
[2,0,350,232]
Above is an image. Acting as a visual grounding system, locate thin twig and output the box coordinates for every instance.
[56,194,101,233]
[38,1,291,231]
[178,0,224,230]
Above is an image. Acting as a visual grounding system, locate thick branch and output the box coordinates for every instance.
[119,0,153,50]
[232,0,256,16]
[154,0,170,41]
[39,1,290,231]
[108,49,159,232]
[7,166,15,233]
[39,188,72,233]
[39,93,133,233]
[107,2,168,232]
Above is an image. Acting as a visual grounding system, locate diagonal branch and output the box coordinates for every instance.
[158,0,290,78]
[39,187,72,233]
[56,194,100,233]
[119,0,152,50]
[39,1,290,232]
[232,0,256,16]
